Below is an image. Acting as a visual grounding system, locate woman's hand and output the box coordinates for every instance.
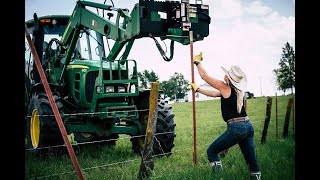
[194,52,203,66]
[190,83,199,92]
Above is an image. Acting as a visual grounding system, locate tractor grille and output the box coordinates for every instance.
[103,70,128,80]
[85,71,98,102]
[85,69,130,102]
[97,97,127,104]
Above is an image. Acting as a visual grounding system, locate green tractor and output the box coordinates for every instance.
[25,0,210,156]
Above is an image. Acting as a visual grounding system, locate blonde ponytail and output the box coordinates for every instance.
[235,88,244,113]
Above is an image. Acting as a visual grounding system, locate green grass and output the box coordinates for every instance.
[25,95,295,179]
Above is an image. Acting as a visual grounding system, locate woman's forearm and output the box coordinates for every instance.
[196,63,207,79]
[197,88,221,97]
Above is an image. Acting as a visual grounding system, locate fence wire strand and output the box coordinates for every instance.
[27,116,285,179]
[25,116,284,151]
[24,108,283,119]
[29,122,268,180]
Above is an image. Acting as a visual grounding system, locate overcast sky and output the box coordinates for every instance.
[25,0,295,97]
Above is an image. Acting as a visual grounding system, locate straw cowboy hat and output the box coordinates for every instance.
[221,65,247,91]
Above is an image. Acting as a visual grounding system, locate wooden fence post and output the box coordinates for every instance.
[283,97,294,138]
[261,96,272,144]
[137,82,159,179]
[292,96,295,138]
[275,93,278,138]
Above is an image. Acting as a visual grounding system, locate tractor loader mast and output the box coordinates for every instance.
[57,0,210,83]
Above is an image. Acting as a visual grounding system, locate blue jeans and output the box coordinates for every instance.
[207,119,260,173]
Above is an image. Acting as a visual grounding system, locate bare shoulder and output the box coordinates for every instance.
[220,84,231,98]
[205,77,228,91]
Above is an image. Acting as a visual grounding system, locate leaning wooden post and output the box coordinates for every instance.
[138,82,159,179]
[261,96,272,144]
[283,97,294,138]
[25,24,84,180]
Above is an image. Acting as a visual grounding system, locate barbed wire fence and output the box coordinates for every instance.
[26,119,271,179]
[26,111,292,179]
[25,96,295,179]
[25,109,287,150]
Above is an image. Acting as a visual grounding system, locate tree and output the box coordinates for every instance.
[160,72,189,100]
[160,79,176,100]
[273,42,295,95]
[138,70,160,89]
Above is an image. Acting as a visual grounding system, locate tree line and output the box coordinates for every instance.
[138,70,189,101]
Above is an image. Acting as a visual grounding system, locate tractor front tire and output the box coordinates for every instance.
[131,98,176,157]
[25,92,64,156]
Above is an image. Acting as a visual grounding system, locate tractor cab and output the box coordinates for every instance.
[25,15,71,84]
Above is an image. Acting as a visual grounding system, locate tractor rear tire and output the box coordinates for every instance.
[25,92,64,156]
[131,98,176,157]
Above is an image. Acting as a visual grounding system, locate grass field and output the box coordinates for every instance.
[25,95,295,179]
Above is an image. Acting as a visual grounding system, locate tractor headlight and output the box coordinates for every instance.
[105,86,114,93]
[96,86,102,94]
[130,84,136,93]
[118,86,126,93]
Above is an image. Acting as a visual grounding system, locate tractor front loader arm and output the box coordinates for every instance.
[56,0,210,81]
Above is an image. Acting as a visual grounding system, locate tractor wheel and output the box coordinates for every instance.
[131,98,176,157]
[25,92,64,156]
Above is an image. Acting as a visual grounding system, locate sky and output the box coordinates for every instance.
[25,0,295,97]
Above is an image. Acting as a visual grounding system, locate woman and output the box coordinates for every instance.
[190,52,261,180]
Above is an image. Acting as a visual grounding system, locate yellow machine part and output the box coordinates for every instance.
[30,109,40,148]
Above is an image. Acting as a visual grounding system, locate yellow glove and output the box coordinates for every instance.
[190,83,199,92]
[194,52,203,66]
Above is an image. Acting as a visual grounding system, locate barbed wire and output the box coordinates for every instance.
[25,116,286,151]
[25,116,278,151]
[28,122,271,179]
[27,138,204,179]
[24,107,289,118]
[26,116,289,179]
[28,158,141,180]
[148,119,288,180]
[25,109,150,118]
[25,132,172,151]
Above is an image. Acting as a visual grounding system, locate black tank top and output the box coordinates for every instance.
[220,87,247,122]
